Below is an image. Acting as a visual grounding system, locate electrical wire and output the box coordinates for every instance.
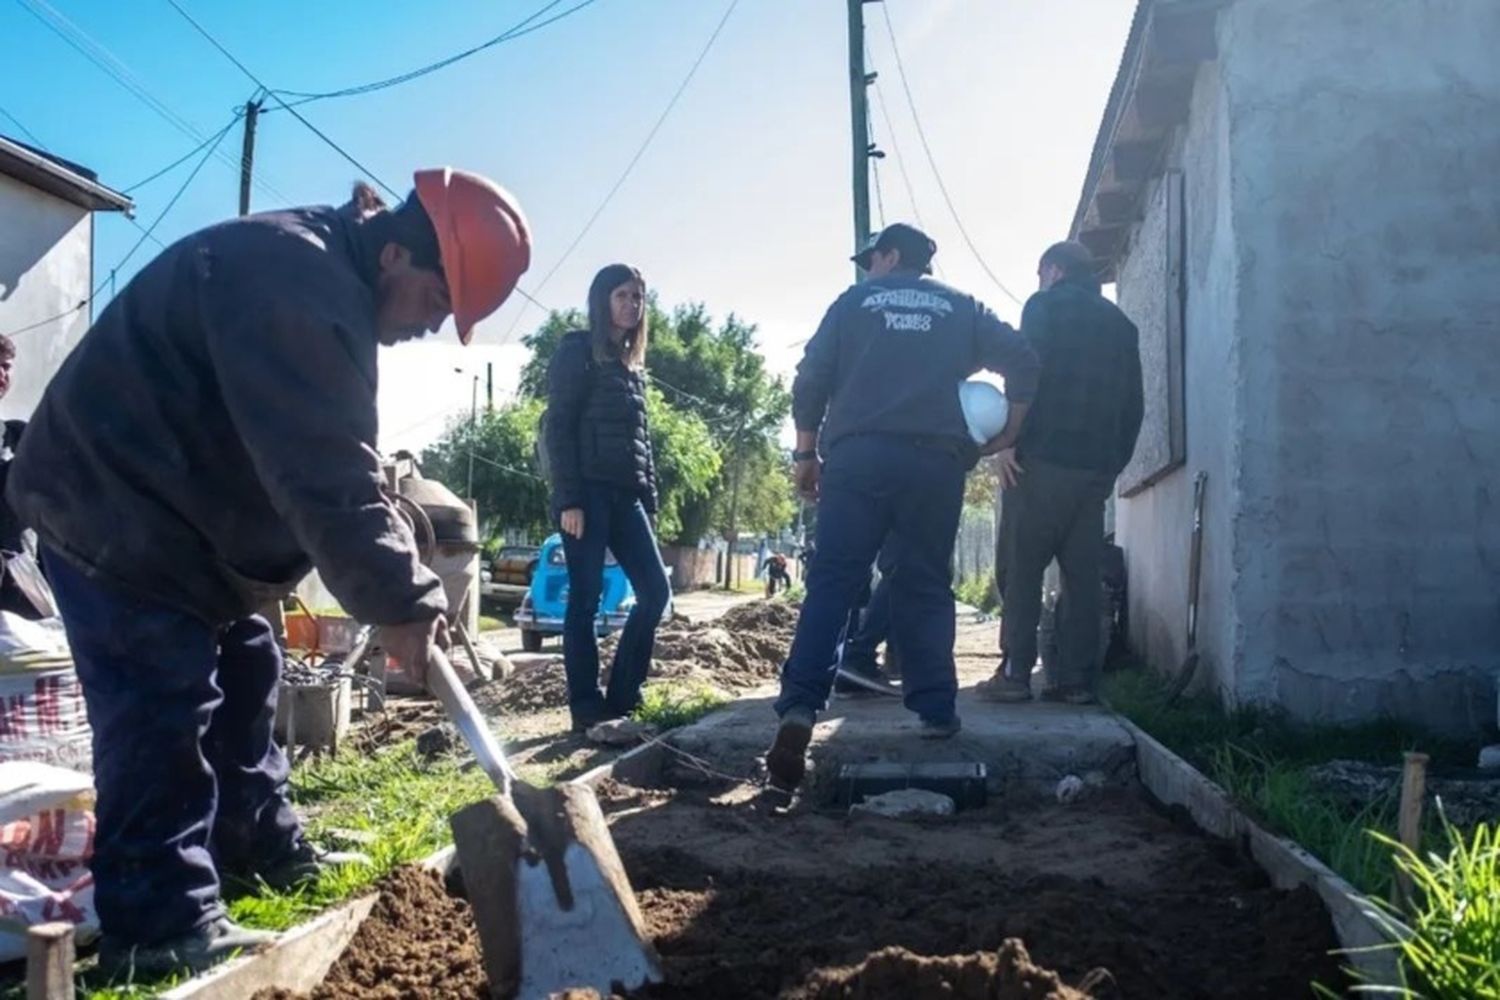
[502,0,742,342]
[877,3,1021,306]
[121,110,244,192]
[2,116,234,339]
[867,104,886,230]
[14,0,292,206]
[269,0,604,107]
[0,102,48,149]
[468,450,544,483]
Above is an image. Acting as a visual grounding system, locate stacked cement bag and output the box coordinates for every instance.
[0,612,90,771]
[0,761,98,960]
[0,613,98,957]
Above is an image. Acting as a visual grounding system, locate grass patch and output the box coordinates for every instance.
[780,583,806,604]
[477,613,507,632]
[633,681,728,730]
[1102,664,1476,898]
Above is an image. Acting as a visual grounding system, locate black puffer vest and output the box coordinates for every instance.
[544,330,657,514]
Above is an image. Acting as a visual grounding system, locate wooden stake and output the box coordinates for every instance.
[26,922,75,1000]
[1393,751,1429,910]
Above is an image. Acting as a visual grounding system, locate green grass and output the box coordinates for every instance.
[476,613,507,632]
[632,681,728,730]
[1102,664,1476,898]
[64,739,497,999]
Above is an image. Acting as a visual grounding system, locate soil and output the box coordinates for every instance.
[481,600,798,714]
[271,778,1348,1000]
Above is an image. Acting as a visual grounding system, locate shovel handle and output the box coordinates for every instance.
[427,647,516,795]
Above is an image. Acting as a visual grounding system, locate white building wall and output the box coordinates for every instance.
[0,172,93,420]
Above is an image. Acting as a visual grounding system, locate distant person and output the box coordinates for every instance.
[977,241,1143,705]
[765,551,791,597]
[766,223,1040,793]
[0,333,26,554]
[544,263,671,733]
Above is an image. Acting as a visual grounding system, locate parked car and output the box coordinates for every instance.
[513,534,634,653]
[480,543,539,606]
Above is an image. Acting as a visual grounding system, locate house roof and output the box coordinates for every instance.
[1070,0,1227,279]
[0,134,133,215]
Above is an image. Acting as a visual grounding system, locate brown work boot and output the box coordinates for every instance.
[976,659,1033,703]
[766,706,815,792]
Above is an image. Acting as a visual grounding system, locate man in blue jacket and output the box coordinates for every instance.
[6,170,529,978]
[767,224,1040,792]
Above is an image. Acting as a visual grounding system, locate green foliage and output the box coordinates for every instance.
[633,681,729,730]
[955,572,999,614]
[643,385,721,542]
[1364,818,1500,999]
[418,397,550,541]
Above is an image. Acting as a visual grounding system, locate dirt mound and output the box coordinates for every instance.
[798,941,1092,1000]
[476,657,569,714]
[253,867,484,1000]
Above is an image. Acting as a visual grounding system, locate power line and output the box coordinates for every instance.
[270,0,604,107]
[0,102,48,149]
[503,0,742,342]
[121,110,244,192]
[469,449,544,483]
[877,3,1021,306]
[14,0,292,205]
[3,116,234,339]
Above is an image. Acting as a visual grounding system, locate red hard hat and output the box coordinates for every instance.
[413,168,531,344]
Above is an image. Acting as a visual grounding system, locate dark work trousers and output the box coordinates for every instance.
[41,547,302,947]
[997,459,1115,689]
[841,545,898,675]
[559,481,671,718]
[776,435,966,723]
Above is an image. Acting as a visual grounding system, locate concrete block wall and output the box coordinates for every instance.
[1219,0,1500,733]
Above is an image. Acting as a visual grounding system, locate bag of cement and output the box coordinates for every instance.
[0,612,90,771]
[0,761,98,961]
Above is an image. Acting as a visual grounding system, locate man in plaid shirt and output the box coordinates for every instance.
[978,241,1143,704]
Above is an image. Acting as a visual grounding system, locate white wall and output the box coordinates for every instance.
[0,173,93,420]
[1115,54,1242,703]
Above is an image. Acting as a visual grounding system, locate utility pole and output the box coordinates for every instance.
[847,0,877,279]
[467,375,478,500]
[486,362,494,412]
[237,98,262,217]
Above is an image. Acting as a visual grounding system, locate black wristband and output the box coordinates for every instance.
[792,449,818,462]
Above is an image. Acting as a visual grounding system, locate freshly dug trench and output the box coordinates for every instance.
[259,780,1348,1000]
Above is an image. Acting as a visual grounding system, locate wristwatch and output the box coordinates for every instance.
[792,449,818,463]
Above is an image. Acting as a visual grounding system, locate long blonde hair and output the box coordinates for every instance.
[587,263,648,369]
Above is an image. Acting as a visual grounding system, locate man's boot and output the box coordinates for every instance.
[97,917,276,981]
[976,656,1034,703]
[766,706,815,791]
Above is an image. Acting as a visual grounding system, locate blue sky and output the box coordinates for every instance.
[1,0,1134,450]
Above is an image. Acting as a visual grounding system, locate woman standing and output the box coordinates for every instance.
[545,264,671,732]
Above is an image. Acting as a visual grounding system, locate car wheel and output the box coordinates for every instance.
[521,629,543,653]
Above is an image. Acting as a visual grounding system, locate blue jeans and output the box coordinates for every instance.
[842,546,897,674]
[43,548,302,946]
[776,435,966,722]
[559,483,670,718]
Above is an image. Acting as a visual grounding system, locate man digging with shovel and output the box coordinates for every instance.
[7,169,529,979]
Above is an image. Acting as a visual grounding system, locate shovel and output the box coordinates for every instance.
[423,646,662,999]
[1165,472,1207,705]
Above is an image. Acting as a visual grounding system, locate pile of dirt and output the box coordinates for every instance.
[480,601,799,714]
[252,867,485,1000]
[798,941,1092,1000]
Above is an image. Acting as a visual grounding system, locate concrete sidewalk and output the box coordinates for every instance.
[671,616,1137,797]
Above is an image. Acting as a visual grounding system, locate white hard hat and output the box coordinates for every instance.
[958,380,1010,445]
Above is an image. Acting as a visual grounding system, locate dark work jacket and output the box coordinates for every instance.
[793,273,1041,453]
[1016,276,1144,476]
[6,206,446,626]
[0,420,27,553]
[544,330,658,514]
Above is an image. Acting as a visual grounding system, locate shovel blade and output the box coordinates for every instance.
[451,783,661,1000]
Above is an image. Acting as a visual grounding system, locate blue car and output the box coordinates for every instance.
[514,533,637,652]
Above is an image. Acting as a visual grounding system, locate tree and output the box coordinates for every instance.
[642,386,720,542]
[418,398,551,541]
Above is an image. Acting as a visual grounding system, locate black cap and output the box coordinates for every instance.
[852,223,937,274]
